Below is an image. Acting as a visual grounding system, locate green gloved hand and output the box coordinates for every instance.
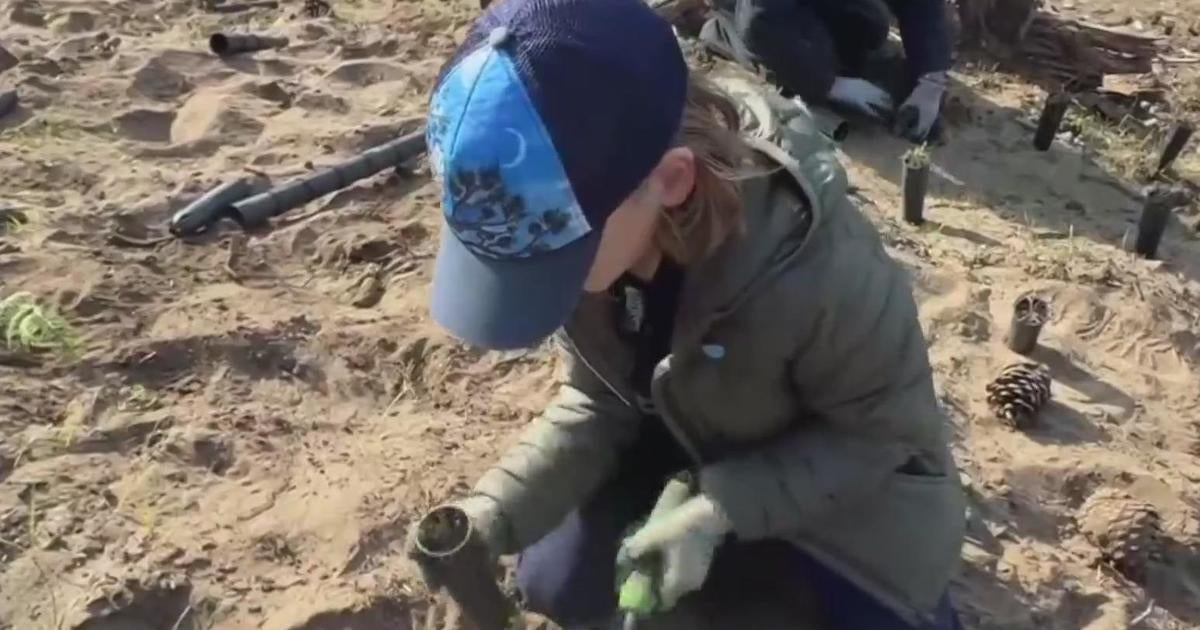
[616,493,731,611]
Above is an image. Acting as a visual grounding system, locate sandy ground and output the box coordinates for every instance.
[1,1,1199,629]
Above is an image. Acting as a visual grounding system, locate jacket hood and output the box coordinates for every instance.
[674,135,847,346]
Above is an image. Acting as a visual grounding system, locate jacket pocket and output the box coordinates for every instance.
[795,467,966,623]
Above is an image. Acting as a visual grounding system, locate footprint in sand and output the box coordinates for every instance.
[127,58,193,101]
[8,1,46,27]
[294,90,350,114]
[324,60,408,86]
[111,108,175,143]
[48,10,98,33]
[170,89,265,146]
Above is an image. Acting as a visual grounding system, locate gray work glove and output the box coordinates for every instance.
[827,76,894,121]
[894,71,947,142]
[616,493,732,611]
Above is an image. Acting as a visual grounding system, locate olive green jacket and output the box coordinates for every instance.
[467,67,965,625]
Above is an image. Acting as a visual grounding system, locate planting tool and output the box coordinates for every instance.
[1033,92,1069,151]
[618,472,696,630]
[209,33,289,56]
[412,504,514,630]
[1006,294,1050,355]
[1155,122,1193,175]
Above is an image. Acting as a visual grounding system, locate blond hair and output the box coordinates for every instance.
[654,74,754,265]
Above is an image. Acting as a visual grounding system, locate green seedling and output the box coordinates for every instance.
[0,292,80,356]
[120,384,160,411]
[903,144,932,170]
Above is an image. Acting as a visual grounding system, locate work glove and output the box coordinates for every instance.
[616,493,731,611]
[894,71,947,142]
[827,76,894,121]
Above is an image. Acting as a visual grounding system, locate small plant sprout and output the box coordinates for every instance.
[902,144,932,225]
[120,384,160,412]
[904,144,932,170]
[0,292,80,357]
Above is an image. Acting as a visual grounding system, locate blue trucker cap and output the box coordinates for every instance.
[427,0,689,350]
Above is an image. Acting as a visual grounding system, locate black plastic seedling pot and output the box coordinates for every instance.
[1156,122,1193,175]
[209,33,289,56]
[901,154,929,225]
[0,90,17,118]
[1007,294,1050,355]
[412,505,513,630]
[1033,93,1070,152]
[1135,189,1175,259]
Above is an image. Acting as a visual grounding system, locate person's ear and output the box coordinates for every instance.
[649,147,696,208]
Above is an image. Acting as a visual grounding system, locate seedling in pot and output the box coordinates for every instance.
[1006,293,1050,355]
[901,144,931,225]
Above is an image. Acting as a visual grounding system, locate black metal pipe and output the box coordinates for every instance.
[1156,122,1193,175]
[209,1,279,13]
[0,90,17,119]
[169,179,255,236]
[1033,93,1070,152]
[209,33,289,56]
[1006,294,1050,355]
[232,128,426,228]
[411,505,513,630]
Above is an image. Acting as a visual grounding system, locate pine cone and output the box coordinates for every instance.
[1078,488,1163,582]
[985,362,1052,429]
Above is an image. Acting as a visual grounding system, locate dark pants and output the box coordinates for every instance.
[729,0,892,103]
[514,419,963,630]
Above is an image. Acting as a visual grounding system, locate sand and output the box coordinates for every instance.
[1,1,1198,629]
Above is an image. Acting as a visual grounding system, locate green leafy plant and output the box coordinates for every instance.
[0,292,79,356]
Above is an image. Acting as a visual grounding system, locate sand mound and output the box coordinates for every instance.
[170,89,266,145]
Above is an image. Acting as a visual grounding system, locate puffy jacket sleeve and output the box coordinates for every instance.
[471,334,643,554]
[699,237,940,539]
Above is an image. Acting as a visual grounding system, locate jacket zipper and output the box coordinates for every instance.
[562,332,704,467]
[561,332,633,408]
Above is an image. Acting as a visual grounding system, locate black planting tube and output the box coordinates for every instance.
[902,159,929,225]
[1033,92,1070,152]
[209,1,280,13]
[1134,186,1186,259]
[232,128,426,228]
[1156,122,1193,174]
[0,90,17,119]
[812,109,850,143]
[169,178,255,236]
[209,33,289,56]
[412,505,513,630]
[1007,294,1050,355]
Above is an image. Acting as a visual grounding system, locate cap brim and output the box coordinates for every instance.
[430,220,600,350]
